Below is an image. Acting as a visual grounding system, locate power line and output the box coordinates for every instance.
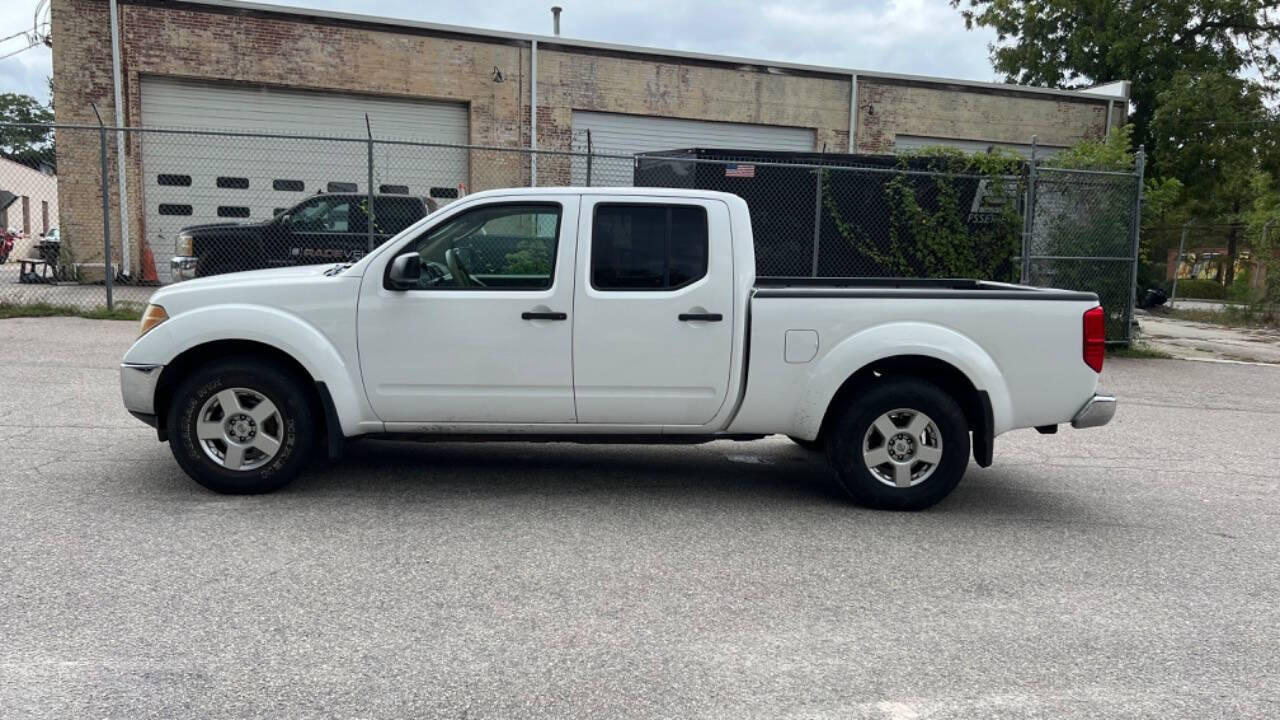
[1187,118,1279,125]
[0,42,42,62]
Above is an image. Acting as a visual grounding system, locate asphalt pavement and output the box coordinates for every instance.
[1,317,1277,719]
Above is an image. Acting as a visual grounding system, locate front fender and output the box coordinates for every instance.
[796,321,1014,438]
[123,304,369,436]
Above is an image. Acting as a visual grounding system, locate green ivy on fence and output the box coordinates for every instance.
[823,147,1025,282]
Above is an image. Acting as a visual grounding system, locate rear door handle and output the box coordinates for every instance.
[522,311,567,321]
[678,313,723,322]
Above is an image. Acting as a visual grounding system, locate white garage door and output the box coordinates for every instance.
[139,77,469,278]
[571,111,816,185]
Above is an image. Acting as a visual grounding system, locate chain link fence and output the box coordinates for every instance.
[0,121,1143,340]
[1150,222,1276,306]
[1024,165,1144,341]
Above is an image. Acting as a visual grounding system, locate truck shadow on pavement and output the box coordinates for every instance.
[290,438,849,507]
[228,438,1096,519]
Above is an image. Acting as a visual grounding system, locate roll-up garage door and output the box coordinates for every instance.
[139,77,468,278]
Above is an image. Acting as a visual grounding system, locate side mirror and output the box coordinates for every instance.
[278,212,291,225]
[387,253,421,289]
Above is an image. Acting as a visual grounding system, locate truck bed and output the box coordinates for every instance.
[753,277,1098,302]
[734,277,1103,439]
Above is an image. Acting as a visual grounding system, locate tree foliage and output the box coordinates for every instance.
[1045,124,1184,228]
[952,1,1280,291]
[949,0,1280,162]
[1149,71,1279,282]
[0,92,55,170]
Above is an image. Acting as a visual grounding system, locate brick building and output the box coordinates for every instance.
[51,0,1129,276]
[0,157,59,261]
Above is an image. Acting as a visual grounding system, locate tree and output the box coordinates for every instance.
[949,0,1280,164]
[0,92,55,170]
[1150,71,1279,283]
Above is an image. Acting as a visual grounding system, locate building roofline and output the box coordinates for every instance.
[134,0,1129,103]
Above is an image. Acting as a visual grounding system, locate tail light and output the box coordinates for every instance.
[1083,306,1105,373]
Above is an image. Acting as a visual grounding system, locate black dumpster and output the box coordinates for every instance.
[633,148,1024,280]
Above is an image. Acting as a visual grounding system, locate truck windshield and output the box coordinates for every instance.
[289,198,356,232]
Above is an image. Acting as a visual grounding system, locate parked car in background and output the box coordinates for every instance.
[171,193,435,280]
[124,187,1115,509]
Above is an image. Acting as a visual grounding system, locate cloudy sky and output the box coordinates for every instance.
[1,0,1003,105]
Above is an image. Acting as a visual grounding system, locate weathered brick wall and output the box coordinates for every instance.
[51,0,1117,275]
[855,79,1110,153]
[52,0,120,271]
[534,48,851,153]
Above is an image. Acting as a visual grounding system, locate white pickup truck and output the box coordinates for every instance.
[121,188,1114,510]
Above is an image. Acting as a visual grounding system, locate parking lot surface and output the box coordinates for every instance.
[2,317,1277,719]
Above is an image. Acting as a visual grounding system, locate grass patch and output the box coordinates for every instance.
[1163,306,1278,329]
[0,302,143,321]
[1108,342,1173,359]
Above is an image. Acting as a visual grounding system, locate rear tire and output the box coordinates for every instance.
[826,378,970,511]
[166,357,314,494]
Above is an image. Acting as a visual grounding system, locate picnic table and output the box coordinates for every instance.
[18,240,62,284]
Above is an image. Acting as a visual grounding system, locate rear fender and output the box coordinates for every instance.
[796,321,1013,439]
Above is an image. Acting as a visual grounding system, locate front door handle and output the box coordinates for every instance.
[522,311,567,321]
[678,313,723,322]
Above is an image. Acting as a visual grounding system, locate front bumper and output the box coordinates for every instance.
[121,363,163,426]
[1071,394,1116,429]
[171,256,198,282]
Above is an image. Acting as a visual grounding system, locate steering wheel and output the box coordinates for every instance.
[445,247,484,287]
[423,261,449,283]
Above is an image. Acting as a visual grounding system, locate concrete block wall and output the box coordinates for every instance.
[855,79,1110,153]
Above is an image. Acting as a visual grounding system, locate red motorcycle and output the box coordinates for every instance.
[0,228,16,265]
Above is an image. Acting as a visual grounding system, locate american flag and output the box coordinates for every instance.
[724,163,756,178]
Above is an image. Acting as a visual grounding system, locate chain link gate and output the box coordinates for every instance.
[1021,148,1145,343]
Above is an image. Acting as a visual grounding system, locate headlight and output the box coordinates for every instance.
[138,304,169,337]
[176,233,193,256]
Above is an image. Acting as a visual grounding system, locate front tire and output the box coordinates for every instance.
[166,357,314,494]
[826,378,970,511]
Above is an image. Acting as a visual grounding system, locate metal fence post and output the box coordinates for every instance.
[91,104,114,310]
[1170,220,1191,307]
[1021,135,1037,284]
[1126,145,1145,340]
[586,129,593,187]
[811,168,822,277]
[1260,220,1274,302]
[365,114,376,252]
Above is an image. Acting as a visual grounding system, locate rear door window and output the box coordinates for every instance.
[591,204,708,290]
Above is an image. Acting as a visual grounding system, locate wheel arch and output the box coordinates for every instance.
[816,354,994,467]
[153,339,341,454]
[127,303,367,445]
[797,322,1011,467]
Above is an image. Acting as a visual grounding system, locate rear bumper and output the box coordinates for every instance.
[1071,394,1116,429]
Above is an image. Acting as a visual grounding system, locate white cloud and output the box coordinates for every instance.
[0,0,1002,103]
